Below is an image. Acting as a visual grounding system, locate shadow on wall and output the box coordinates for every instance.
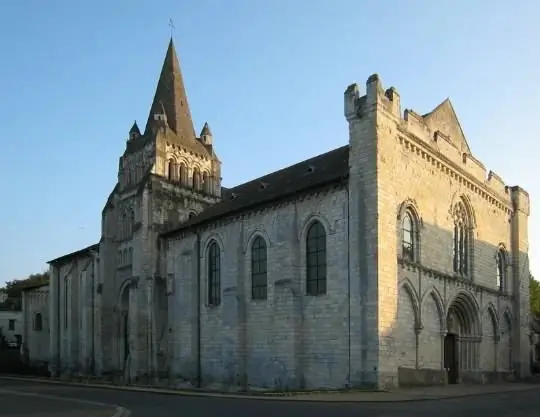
[0,346,50,377]
[386,218,528,388]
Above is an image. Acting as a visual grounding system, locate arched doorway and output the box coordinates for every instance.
[444,292,480,384]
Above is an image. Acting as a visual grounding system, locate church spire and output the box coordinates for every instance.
[145,38,196,140]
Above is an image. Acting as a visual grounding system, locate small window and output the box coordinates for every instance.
[34,313,43,332]
[306,221,327,296]
[8,320,15,331]
[251,236,268,300]
[207,241,221,306]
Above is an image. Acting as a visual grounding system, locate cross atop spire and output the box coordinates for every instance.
[144,38,196,141]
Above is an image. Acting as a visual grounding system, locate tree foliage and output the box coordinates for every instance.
[0,272,49,311]
[531,275,540,317]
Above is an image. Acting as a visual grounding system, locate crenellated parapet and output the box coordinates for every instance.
[344,73,528,213]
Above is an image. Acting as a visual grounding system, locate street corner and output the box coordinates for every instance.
[0,387,127,417]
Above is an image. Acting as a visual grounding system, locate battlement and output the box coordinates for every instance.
[344,74,528,208]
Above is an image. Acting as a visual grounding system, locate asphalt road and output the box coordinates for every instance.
[0,379,539,417]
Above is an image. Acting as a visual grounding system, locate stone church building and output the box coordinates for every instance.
[46,39,531,390]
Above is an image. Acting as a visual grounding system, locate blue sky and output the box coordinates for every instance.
[0,0,538,283]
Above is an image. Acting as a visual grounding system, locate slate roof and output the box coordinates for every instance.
[162,145,349,237]
[48,243,99,265]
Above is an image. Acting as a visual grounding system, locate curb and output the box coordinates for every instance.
[0,386,130,416]
[0,375,538,404]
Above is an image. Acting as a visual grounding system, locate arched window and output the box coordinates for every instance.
[453,201,473,277]
[496,249,506,291]
[179,163,187,185]
[306,221,327,296]
[168,159,175,180]
[251,236,268,300]
[202,172,210,193]
[34,313,43,331]
[207,241,221,306]
[402,211,416,262]
[192,168,201,191]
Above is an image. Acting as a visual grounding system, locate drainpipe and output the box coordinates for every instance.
[196,231,202,388]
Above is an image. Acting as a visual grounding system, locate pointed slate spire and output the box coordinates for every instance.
[129,120,141,135]
[145,38,196,140]
[200,122,212,136]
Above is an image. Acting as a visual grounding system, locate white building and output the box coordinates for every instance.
[0,310,22,346]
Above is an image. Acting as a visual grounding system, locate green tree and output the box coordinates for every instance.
[0,272,49,311]
[531,275,540,317]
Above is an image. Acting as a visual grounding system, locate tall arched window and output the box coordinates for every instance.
[179,163,187,185]
[402,211,416,262]
[251,236,268,300]
[306,221,327,296]
[168,159,175,180]
[192,168,201,191]
[207,241,221,306]
[496,249,506,291]
[202,172,210,193]
[453,201,473,277]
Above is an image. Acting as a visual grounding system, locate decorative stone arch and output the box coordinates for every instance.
[202,171,211,193]
[166,157,178,180]
[202,232,225,255]
[244,229,272,254]
[299,214,330,297]
[446,290,481,336]
[397,199,423,263]
[482,302,500,339]
[399,278,421,329]
[178,162,188,185]
[192,167,202,190]
[397,198,424,226]
[203,234,223,307]
[449,193,477,229]
[495,244,510,290]
[421,286,446,331]
[450,194,476,278]
[298,213,333,243]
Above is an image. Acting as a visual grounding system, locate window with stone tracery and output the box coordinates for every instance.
[452,201,473,277]
[496,249,506,291]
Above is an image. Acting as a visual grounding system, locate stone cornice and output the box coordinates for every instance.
[397,127,512,215]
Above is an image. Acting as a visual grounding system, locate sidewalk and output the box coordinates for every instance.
[0,375,539,403]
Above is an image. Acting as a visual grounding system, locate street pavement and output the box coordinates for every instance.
[0,387,119,417]
[0,378,539,417]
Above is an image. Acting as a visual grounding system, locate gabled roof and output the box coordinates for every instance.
[162,145,349,237]
[48,243,99,265]
[423,99,471,154]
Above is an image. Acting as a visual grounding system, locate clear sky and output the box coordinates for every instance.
[0,0,538,284]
